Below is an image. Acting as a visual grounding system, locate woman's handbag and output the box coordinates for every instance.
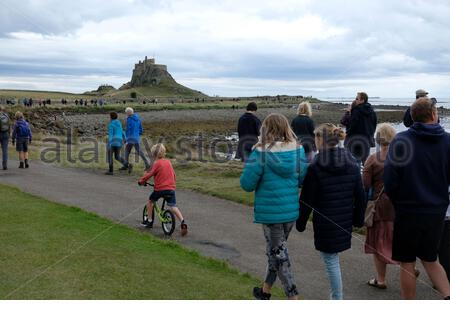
[364,187,384,228]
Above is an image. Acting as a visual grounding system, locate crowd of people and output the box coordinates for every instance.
[237,91,450,300]
[1,89,450,300]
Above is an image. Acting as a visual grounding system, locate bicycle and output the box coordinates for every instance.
[140,183,176,236]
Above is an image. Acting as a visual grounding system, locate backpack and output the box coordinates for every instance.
[16,121,31,137]
[0,112,10,132]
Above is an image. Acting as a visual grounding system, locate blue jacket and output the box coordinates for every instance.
[108,119,126,147]
[384,122,450,215]
[296,147,366,253]
[240,141,308,224]
[12,119,32,142]
[126,114,143,144]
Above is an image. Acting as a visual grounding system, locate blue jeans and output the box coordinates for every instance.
[0,131,8,168]
[320,252,343,300]
[123,143,150,169]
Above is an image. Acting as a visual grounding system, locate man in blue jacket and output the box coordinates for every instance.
[120,107,150,172]
[384,97,450,300]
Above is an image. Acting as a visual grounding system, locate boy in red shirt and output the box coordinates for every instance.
[138,143,187,236]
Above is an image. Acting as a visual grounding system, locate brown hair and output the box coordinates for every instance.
[110,112,118,120]
[375,123,396,146]
[314,123,346,147]
[151,143,166,159]
[256,113,297,147]
[411,97,436,123]
[357,92,369,103]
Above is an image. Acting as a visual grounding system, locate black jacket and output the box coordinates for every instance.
[291,115,315,153]
[236,112,261,160]
[384,122,450,215]
[346,102,377,146]
[403,107,413,127]
[297,148,366,253]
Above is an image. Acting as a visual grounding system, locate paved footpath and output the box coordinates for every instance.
[0,160,441,299]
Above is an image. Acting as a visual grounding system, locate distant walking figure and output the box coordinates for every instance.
[105,112,127,175]
[240,113,308,300]
[0,106,11,170]
[120,107,150,172]
[384,98,450,299]
[403,89,428,128]
[291,101,315,162]
[297,123,366,300]
[12,111,32,169]
[344,92,377,165]
[236,102,261,162]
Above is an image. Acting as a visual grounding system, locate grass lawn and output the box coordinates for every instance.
[0,184,281,299]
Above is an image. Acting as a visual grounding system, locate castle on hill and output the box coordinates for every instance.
[120,56,176,89]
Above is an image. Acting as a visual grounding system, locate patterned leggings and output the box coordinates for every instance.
[263,222,298,297]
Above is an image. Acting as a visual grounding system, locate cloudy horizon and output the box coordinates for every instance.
[1,0,450,98]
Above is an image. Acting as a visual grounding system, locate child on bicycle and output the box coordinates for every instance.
[138,143,188,236]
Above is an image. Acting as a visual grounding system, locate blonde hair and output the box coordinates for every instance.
[15,111,24,120]
[151,143,166,159]
[257,113,297,147]
[297,102,312,117]
[314,123,346,147]
[375,123,396,146]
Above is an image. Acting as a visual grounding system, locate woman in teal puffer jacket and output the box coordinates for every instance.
[106,112,127,175]
[240,113,308,300]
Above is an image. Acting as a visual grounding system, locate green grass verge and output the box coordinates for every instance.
[0,184,282,299]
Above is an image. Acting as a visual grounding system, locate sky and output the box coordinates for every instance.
[1,0,450,98]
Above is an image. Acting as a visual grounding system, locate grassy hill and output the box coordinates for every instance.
[1,81,206,102]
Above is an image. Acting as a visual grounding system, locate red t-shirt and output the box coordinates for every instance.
[139,159,176,191]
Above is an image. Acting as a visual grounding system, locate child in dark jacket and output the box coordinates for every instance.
[297,123,366,299]
[12,111,32,169]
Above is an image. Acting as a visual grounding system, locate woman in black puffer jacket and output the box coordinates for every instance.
[296,123,366,300]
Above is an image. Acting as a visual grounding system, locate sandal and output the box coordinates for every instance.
[367,278,387,289]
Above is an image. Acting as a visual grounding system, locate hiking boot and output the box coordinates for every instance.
[253,287,271,300]
[25,161,29,169]
[128,164,133,174]
[19,162,24,169]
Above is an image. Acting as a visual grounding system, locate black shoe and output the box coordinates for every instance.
[2,167,6,170]
[25,162,29,169]
[105,171,113,175]
[445,296,450,300]
[253,287,271,300]
[118,166,128,171]
[128,164,133,174]
[19,162,24,169]
[141,220,153,228]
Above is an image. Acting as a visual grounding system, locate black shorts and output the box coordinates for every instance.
[149,190,176,207]
[392,212,446,263]
[16,138,29,152]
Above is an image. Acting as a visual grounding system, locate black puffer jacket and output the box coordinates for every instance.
[291,115,315,153]
[296,147,366,253]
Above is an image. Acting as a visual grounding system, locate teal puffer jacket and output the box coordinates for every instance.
[240,141,308,224]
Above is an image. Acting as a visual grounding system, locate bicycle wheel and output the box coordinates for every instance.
[161,210,176,236]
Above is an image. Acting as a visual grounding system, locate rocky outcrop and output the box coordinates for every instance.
[120,56,176,89]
